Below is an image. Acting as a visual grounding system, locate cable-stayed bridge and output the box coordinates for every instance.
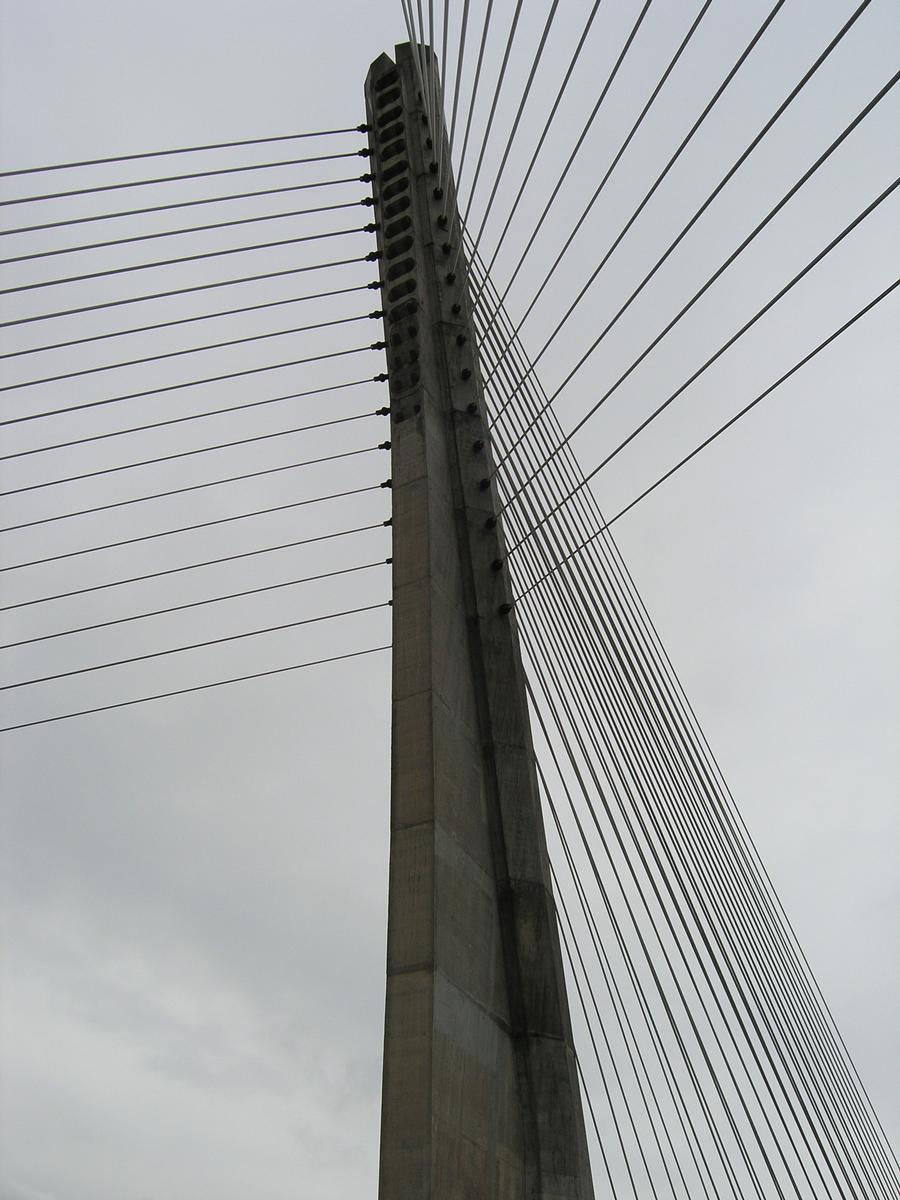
[0,2,897,1196]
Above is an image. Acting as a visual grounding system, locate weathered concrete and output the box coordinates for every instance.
[366,44,595,1200]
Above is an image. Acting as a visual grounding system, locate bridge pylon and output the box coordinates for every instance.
[365,43,595,1199]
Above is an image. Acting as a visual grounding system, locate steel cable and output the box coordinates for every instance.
[0,443,388,530]
[0,224,374,296]
[2,409,383,494]
[472,253,900,1190]
[0,514,390,611]
[0,198,373,264]
[0,482,388,566]
[0,312,383,393]
[0,179,372,238]
[0,559,391,651]
[0,151,369,206]
[0,644,391,734]
[0,125,367,177]
[0,339,385,427]
[0,377,382,463]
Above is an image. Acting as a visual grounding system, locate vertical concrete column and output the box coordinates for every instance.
[366,44,595,1200]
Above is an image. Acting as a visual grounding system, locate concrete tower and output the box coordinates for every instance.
[365,43,595,1200]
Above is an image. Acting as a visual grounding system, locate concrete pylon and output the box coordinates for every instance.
[366,44,595,1200]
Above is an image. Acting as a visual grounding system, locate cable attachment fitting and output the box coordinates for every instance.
[466,402,478,415]
[385,556,393,564]
[461,368,472,381]
[370,341,387,351]
[359,172,374,183]
[380,478,393,489]
[376,407,391,416]
[358,147,372,158]
[378,441,391,451]
[383,517,393,527]
[367,280,382,289]
[490,558,503,572]
[433,187,444,200]
[478,477,490,492]
[365,250,382,262]
[429,161,438,174]
[484,515,497,530]
[356,122,370,133]
[497,602,513,616]
[472,439,484,452]
[368,310,385,319]
[437,214,448,229]
[363,222,379,233]
[373,372,389,382]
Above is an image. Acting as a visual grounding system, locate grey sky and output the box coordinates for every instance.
[0,1,897,1197]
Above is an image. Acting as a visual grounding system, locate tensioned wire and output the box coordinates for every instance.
[441,0,471,202]
[0,310,383,392]
[464,0,603,301]
[1,408,384,495]
[0,514,390,611]
[523,634,767,1196]
[499,174,900,547]
[518,537,864,1200]
[2,600,391,693]
[0,377,384,463]
[396,0,433,141]
[454,0,559,279]
[545,775,712,1200]
[472,248,897,1185]
[514,275,900,602]
[448,0,525,274]
[1,338,386,426]
[0,559,391,651]
[475,255,897,1190]
[477,299,796,1194]
[482,333,816,1195]
[470,0,713,318]
[472,295,900,1195]
[0,197,375,265]
[487,206,888,1180]
[475,258,897,1185]
[0,124,367,177]
[547,802,698,1200]
[514,508,847,1197]
[491,65,899,503]
[0,149,370,206]
[0,223,373,296]
[434,0,451,200]
[0,479,390,566]
[476,0,792,357]
[0,177,373,237]
[533,672,747,1199]
[456,0,655,285]
[0,284,378,362]
[0,442,389,529]
[515,510,832,1197]
[0,644,392,734]
[553,854,644,1200]
[484,1,882,432]
[444,0,495,233]
[0,254,380,329]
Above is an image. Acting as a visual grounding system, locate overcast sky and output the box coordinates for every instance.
[0,2,897,1197]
